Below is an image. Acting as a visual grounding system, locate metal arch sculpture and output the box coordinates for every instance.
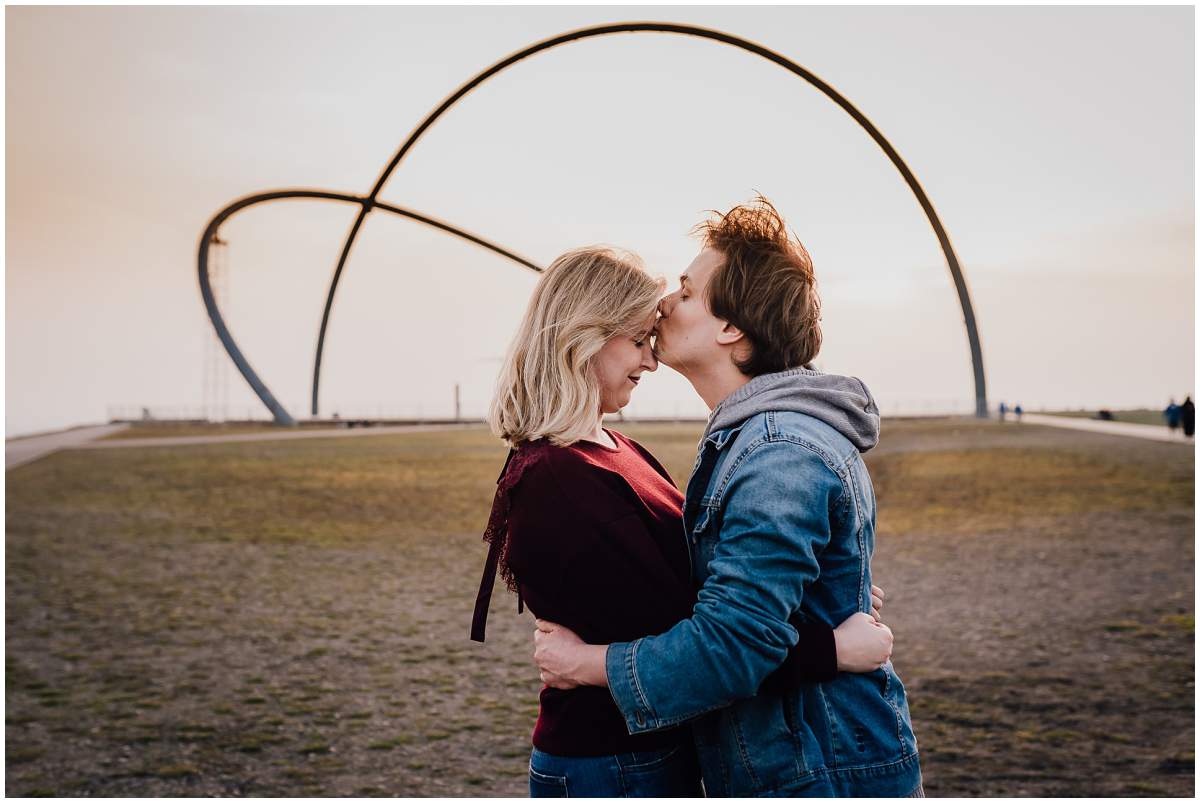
[198,21,988,425]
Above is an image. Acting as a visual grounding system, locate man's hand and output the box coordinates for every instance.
[870,584,885,622]
[833,612,894,672]
[533,619,610,689]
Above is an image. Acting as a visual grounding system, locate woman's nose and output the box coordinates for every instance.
[642,341,658,371]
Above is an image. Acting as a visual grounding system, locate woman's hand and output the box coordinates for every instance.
[833,612,894,672]
[533,619,610,689]
[870,584,886,621]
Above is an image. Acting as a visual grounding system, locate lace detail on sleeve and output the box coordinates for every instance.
[481,443,542,594]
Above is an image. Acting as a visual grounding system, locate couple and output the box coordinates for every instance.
[471,197,921,797]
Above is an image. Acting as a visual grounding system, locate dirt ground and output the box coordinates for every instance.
[5,419,1194,796]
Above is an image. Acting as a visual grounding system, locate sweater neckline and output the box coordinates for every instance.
[574,428,621,453]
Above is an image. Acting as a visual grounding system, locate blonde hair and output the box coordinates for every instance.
[489,246,663,447]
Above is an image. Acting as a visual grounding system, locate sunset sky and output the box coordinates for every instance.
[5,5,1194,437]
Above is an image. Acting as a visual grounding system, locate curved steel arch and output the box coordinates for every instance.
[198,191,540,425]
[199,21,987,425]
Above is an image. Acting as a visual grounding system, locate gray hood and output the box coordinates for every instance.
[703,367,880,452]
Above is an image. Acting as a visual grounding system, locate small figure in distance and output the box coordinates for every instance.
[1014,403,1024,423]
[998,401,1008,422]
[1181,396,1195,438]
[1163,398,1181,434]
[1097,409,1115,421]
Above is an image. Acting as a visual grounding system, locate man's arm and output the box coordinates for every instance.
[534,603,892,690]
[603,440,840,733]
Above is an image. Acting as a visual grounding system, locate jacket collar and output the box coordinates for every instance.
[702,418,750,451]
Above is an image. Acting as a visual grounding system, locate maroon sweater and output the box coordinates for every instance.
[496,429,836,757]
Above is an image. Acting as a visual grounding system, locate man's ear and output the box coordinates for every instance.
[715,322,745,347]
[717,322,753,368]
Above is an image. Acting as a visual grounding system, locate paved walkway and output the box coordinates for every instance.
[1020,413,1193,444]
[6,423,132,470]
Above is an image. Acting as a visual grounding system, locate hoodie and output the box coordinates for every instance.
[702,367,880,453]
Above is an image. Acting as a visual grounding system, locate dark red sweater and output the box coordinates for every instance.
[499,429,836,757]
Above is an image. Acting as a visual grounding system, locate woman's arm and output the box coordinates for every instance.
[760,584,891,690]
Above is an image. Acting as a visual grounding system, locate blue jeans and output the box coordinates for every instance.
[528,743,703,797]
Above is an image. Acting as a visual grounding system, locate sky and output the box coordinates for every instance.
[5,5,1195,437]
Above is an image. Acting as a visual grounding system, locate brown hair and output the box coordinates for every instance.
[695,195,822,376]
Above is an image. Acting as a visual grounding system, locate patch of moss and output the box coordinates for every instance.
[152,763,200,779]
[297,741,332,755]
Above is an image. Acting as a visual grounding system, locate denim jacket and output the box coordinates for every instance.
[605,368,921,796]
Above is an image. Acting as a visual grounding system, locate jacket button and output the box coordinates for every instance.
[635,711,646,727]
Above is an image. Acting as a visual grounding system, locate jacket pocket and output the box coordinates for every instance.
[727,694,809,791]
[822,669,913,767]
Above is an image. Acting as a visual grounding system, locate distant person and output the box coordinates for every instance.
[1181,397,1195,438]
[998,401,1008,422]
[1014,403,1024,422]
[474,244,893,797]
[1097,409,1115,421]
[1163,399,1181,433]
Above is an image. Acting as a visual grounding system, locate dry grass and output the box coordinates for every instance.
[871,445,1191,535]
[98,422,346,440]
[5,419,1194,796]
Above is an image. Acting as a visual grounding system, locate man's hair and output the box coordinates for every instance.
[696,195,821,376]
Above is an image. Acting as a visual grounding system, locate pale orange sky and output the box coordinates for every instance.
[5,5,1195,436]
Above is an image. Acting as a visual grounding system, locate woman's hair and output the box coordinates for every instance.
[489,246,663,447]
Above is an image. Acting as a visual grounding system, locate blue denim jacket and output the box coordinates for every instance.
[605,370,920,796]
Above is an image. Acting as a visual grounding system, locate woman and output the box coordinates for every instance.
[472,246,891,797]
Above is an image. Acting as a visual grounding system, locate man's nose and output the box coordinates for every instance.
[657,294,673,316]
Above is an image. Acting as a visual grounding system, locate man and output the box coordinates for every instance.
[533,196,922,797]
